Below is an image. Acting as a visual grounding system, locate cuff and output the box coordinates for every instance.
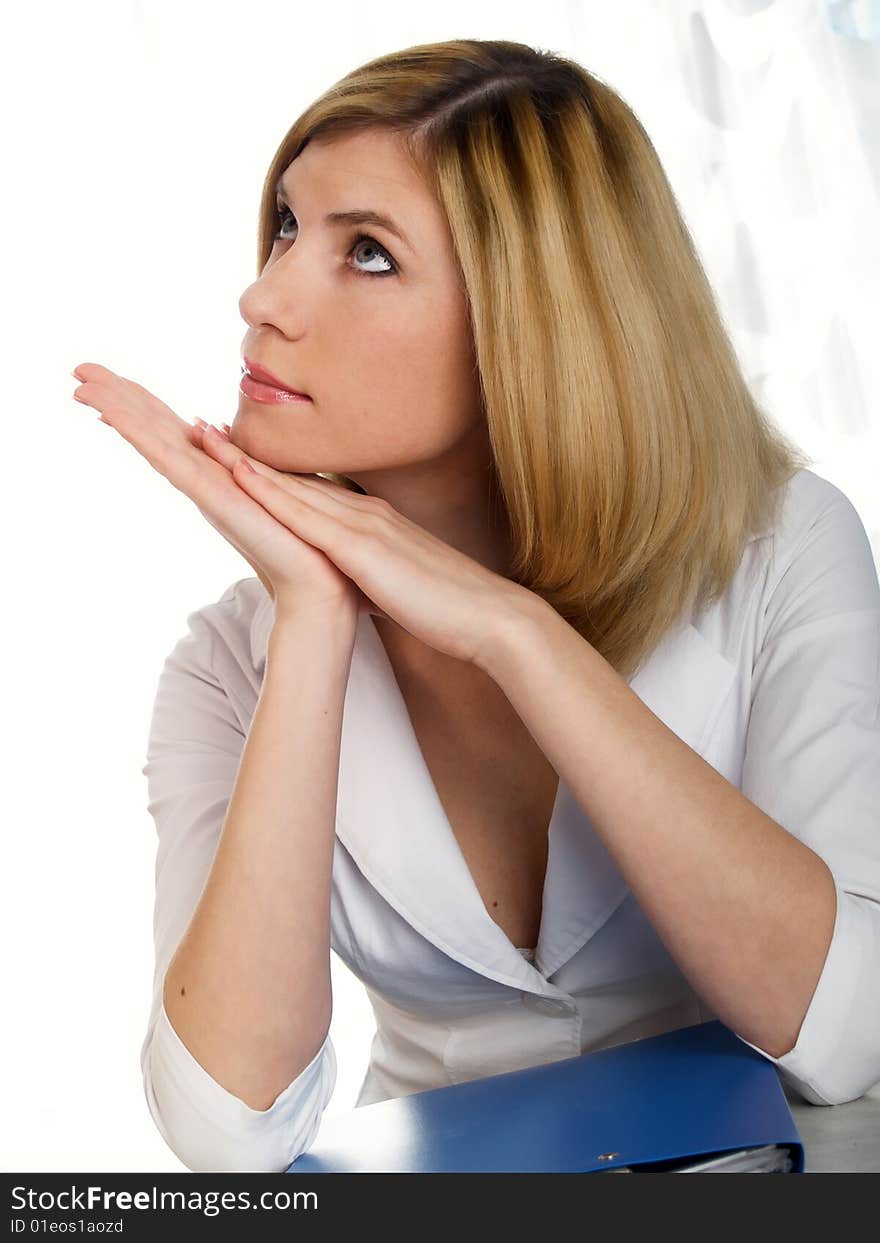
[735,877,871,1106]
[145,998,337,1171]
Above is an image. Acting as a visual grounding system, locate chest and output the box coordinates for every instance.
[390,655,559,951]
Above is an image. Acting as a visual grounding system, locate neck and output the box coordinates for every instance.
[349,424,514,672]
[348,422,514,579]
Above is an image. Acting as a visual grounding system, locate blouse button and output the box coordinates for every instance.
[521,995,572,1017]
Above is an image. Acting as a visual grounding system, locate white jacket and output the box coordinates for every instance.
[140,468,880,1172]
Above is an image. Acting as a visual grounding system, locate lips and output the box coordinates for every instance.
[242,357,309,396]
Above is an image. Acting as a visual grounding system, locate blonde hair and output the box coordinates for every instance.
[254,38,811,681]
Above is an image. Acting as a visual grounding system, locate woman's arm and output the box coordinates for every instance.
[162,599,358,1112]
[475,484,880,1102]
[481,592,836,1059]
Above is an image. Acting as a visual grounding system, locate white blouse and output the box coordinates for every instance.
[139,468,880,1172]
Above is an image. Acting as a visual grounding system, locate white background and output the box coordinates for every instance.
[2,0,877,1170]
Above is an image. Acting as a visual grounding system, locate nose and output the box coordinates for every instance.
[238,252,308,337]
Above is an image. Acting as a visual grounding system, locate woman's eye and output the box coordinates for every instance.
[274,205,297,243]
[349,235,396,277]
[273,205,397,277]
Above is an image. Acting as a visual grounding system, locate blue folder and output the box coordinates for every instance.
[287,1019,805,1173]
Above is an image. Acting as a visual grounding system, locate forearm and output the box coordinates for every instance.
[480,595,837,1059]
[163,603,358,1110]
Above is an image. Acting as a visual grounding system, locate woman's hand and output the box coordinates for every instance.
[70,362,362,620]
[211,466,532,667]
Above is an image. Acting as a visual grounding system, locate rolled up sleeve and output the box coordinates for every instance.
[734,482,880,1105]
[139,586,337,1170]
[146,997,336,1173]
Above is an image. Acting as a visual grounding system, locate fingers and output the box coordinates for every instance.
[71,365,236,510]
[70,364,380,554]
[192,420,349,502]
[271,472,394,519]
[233,463,357,560]
[74,362,177,417]
[72,367,249,507]
[193,421,292,488]
[192,420,243,470]
[72,362,190,441]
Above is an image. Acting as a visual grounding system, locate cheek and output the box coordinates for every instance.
[342,300,479,430]
[364,357,480,460]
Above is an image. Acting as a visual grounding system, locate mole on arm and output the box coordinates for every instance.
[180,987,186,997]
[492,900,498,907]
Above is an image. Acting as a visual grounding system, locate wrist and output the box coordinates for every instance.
[270,596,359,642]
[473,584,556,682]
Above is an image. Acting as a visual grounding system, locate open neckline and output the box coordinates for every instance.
[365,614,563,961]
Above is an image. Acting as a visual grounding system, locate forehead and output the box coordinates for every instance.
[279,130,441,224]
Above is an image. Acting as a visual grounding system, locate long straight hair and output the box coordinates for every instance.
[254,39,811,680]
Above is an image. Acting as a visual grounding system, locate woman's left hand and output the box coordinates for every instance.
[198,424,533,667]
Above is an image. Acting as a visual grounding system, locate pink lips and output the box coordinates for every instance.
[240,374,312,405]
[242,357,309,396]
[240,357,312,406]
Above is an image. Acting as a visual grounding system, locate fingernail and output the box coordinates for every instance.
[194,418,209,429]
[237,458,255,474]
[221,423,231,434]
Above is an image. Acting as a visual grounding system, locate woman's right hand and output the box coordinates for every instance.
[71,363,362,622]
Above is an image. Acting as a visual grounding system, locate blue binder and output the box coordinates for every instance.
[287,1019,805,1173]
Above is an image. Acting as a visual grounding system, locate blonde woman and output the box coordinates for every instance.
[72,39,880,1173]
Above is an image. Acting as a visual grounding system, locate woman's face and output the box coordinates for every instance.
[235,127,485,485]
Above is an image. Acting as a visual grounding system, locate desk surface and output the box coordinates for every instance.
[786,1082,880,1172]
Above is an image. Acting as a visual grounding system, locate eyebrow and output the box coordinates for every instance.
[274,175,415,254]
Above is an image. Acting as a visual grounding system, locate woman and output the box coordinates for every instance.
[72,39,880,1173]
